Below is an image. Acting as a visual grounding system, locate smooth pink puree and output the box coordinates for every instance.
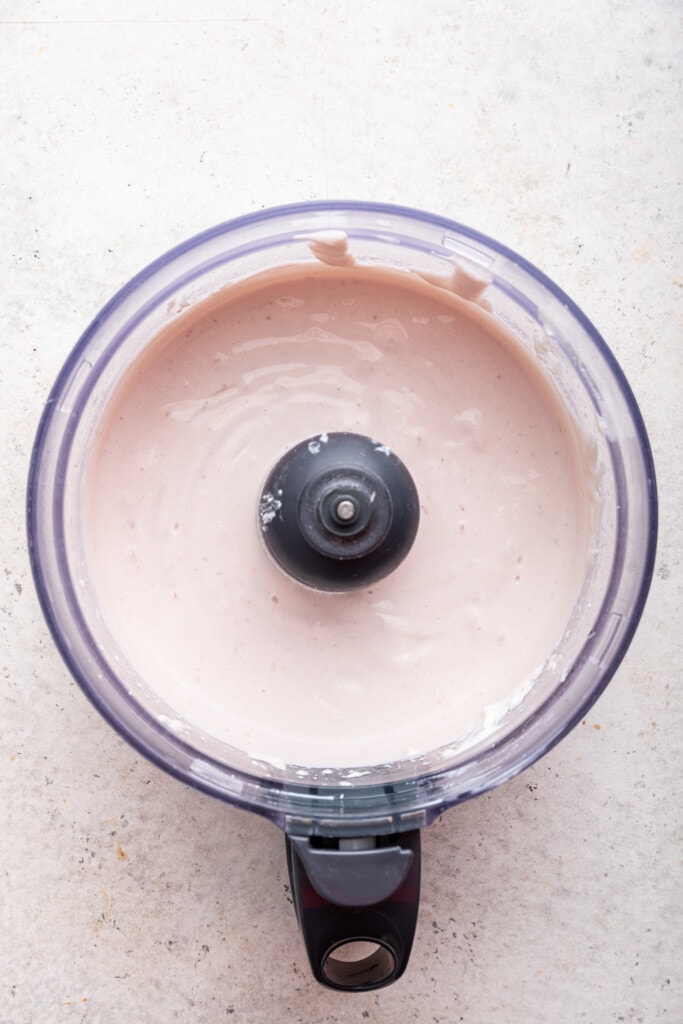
[83,263,594,768]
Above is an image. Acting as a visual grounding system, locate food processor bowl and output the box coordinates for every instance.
[27,202,657,990]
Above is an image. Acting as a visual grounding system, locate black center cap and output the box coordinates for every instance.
[258,432,420,592]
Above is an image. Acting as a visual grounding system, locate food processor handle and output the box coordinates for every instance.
[285,830,421,991]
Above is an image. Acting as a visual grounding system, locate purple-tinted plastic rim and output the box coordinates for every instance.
[27,201,658,833]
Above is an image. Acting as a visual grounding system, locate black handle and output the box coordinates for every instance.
[286,830,421,991]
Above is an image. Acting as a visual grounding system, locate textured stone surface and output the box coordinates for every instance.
[1,2,680,1021]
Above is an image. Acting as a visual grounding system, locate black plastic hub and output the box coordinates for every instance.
[258,432,420,591]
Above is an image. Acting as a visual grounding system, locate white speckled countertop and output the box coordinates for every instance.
[2,2,681,1022]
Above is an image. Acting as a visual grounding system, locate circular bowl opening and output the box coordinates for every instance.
[322,939,397,989]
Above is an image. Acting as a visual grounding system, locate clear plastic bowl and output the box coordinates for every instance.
[27,202,657,837]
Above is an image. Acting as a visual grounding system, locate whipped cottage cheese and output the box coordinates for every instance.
[83,262,594,767]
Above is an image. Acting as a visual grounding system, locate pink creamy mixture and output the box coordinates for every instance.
[83,264,594,768]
